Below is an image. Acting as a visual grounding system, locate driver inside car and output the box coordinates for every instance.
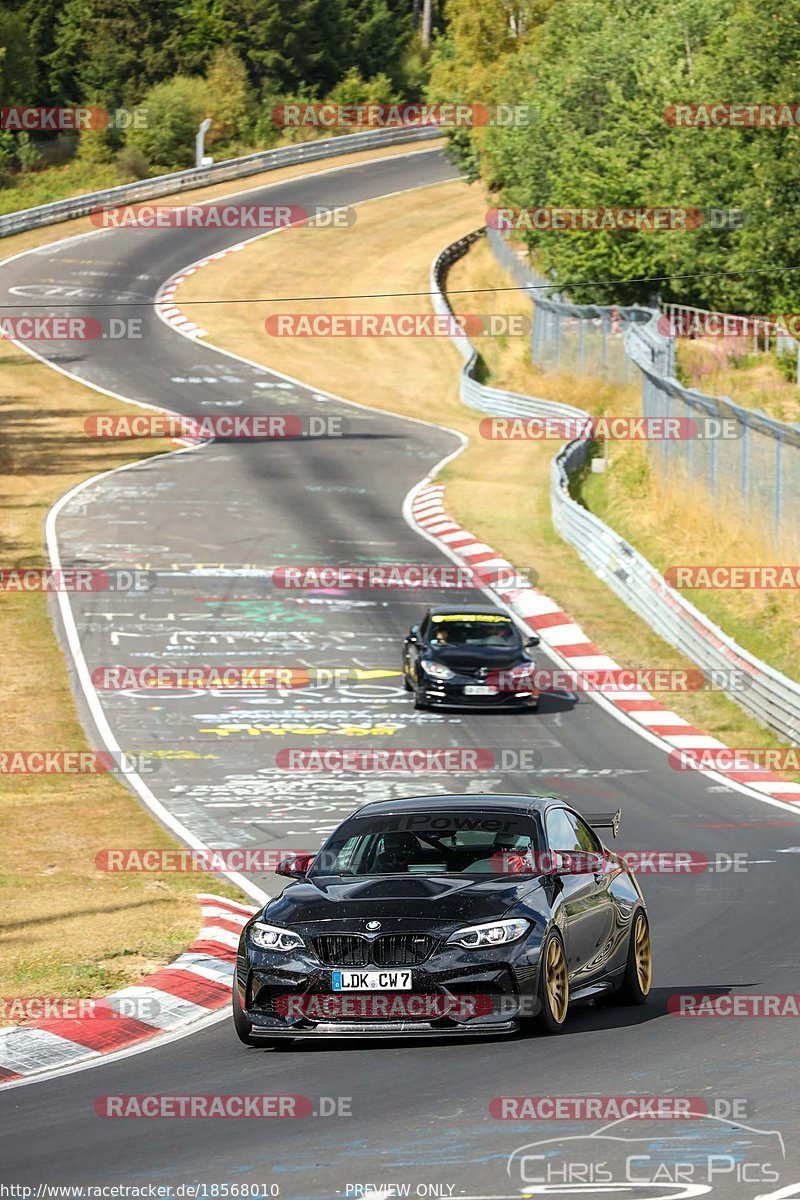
[375,832,425,873]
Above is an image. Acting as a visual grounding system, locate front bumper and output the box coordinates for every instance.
[248,1020,517,1039]
[239,940,540,1038]
[418,679,539,709]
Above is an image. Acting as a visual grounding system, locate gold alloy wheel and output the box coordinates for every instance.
[634,913,653,994]
[545,936,569,1023]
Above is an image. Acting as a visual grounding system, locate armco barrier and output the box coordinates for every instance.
[0,126,443,238]
[432,229,800,744]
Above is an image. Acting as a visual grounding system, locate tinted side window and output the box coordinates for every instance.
[569,814,603,854]
[419,615,430,640]
[545,808,582,852]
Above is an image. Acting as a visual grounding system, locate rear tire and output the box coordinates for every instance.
[532,930,569,1034]
[599,909,652,1007]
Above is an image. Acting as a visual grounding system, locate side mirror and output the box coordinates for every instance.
[544,850,607,876]
[275,852,315,880]
[405,626,420,645]
[525,634,541,648]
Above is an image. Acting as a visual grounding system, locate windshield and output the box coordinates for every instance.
[428,614,521,649]
[309,811,542,878]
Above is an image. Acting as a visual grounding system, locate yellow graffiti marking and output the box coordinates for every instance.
[198,723,403,738]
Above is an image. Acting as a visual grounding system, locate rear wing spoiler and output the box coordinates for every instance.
[586,809,621,839]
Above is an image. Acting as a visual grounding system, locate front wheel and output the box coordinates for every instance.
[232,981,260,1046]
[532,930,569,1034]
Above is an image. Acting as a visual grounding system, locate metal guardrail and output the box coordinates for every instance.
[432,229,800,744]
[431,232,588,429]
[0,126,443,238]
[662,301,800,380]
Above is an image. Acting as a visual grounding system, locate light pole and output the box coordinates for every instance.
[195,117,213,169]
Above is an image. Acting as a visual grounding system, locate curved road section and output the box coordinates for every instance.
[0,147,798,1199]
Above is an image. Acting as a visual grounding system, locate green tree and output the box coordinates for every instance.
[0,7,38,102]
[221,0,414,97]
[127,74,212,169]
[325,66,399,107]
[48,0,185,107]
[204,47,255,147]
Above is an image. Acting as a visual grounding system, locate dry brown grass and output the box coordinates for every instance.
[176,185,799,770]
[0,340,248,1013]
[677,339,800,424]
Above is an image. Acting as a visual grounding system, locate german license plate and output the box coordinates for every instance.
[464,684,497,696]
[331,969,412,991]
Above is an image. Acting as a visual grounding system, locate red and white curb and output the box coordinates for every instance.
[411,482,800,807]
[0,894,256,1085]
[156,247,246,339]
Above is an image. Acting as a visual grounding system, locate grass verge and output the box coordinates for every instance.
[175,182,800,777]
[0,338,250,1014]
[675,339,799,424]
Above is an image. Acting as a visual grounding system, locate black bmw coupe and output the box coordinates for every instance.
[402,605,541,709]
[232,792,651,1044]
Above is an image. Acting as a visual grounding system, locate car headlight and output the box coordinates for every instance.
[249,921,305,952]
[420,659,455,681]
[446,918,531,948]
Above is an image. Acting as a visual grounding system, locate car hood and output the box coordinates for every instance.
[426,645,526,672]
[264,874,543,927]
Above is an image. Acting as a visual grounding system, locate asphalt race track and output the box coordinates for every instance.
[1,147,799,1199]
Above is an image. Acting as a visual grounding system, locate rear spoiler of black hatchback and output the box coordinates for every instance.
[586,809,622,839]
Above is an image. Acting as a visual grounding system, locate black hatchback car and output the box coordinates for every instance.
[402,605,541,709]
[232,793,651,1044]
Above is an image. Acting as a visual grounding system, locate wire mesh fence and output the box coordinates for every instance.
[486,227,649,383]
[487,226,800,546]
